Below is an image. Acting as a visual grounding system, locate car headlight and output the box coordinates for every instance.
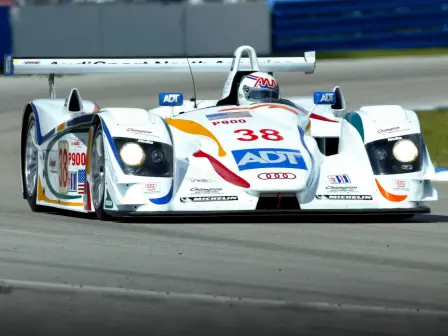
[150,149,164,163]
[120,143,145,166]
[392,139,418,163]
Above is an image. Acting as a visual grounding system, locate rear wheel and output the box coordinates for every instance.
[23,113,42,212]
[90,124,112,221]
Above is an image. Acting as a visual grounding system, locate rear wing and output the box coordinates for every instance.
[3,53,315,75]
[3,45,316,99]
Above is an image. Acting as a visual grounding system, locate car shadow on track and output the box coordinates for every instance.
[115,214,448,224]
[43,208,448,224]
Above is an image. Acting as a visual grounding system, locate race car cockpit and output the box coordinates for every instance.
[215,69,301,109]
[216,46,315,109]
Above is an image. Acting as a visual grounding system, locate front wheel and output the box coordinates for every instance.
[23,113,42,212]
[90,124,112,221]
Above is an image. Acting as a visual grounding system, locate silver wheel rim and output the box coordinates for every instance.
[25,120,38,196]
[91,130,105,210]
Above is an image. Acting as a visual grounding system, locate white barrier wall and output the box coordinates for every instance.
[12,3,271,57]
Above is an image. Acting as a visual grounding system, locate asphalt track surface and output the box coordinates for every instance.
[1,57,448,336]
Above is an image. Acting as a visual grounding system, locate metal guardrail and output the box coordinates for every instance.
[270,0,448,53]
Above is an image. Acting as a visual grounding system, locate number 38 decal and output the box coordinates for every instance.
[58,140,87,192]
[234,129,284,142]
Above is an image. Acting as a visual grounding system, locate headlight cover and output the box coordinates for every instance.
[392,139,418,163]
[365,133,422,175]
[120,142,145,166]
[113,137,173,177]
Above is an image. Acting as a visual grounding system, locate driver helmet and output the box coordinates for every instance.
[237,72,279,105]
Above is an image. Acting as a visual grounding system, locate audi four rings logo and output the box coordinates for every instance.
[258,172,296,180]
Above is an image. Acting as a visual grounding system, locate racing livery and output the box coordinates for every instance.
[4,45,444,220]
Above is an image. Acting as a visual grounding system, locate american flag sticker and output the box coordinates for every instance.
[69,171,77,192]
[206,111,252,121]
[78,169,85,194]
[328,174,351,184]
[206,112,229,120]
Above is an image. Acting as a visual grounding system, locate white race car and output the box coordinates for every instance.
[5,45,443,221]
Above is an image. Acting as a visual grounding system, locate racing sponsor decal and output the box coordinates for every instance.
[328,175,351,184]
[232,148,306,171]
[142,183,160,193]
[246,74,279,90]
[49,157,58,173]
[45,128,90,201]
[388,136,402,142]
[234,128,284,142]
[206,111,252,121]
[126,128,153,136]
[50,60,152,65]
[325,186,358,193]
[58,140,70,194]
[105,190,113,209]
[377,127,409,134]
[159,93,183,106]
[258,172,296,180]
[68,152,86,166]
[316,195,372,200]
[393,179,409,191]
[314,92,336,105]
[186,178,214,183]
[138,139,153,144]
[69,171,77,192]
[212,119,248,126]
[70,139,86,148]
[190,187,223,195]
[180,196,238,203]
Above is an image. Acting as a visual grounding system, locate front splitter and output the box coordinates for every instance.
[105,205,430,222]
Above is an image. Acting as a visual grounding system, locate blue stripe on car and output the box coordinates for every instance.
[149,182,173,205]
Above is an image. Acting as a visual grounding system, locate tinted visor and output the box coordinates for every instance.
[247,88,279,101]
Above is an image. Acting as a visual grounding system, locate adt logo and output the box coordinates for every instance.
[159,93,183,106]
[314,92,336,105]
[232,148,307,171]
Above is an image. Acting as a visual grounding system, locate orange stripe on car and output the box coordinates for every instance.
[375,179,407,202]
[85,127,93,175]
[219,103,301,115]
[219,104,338,123]
[37,176,84,207]
[306,122,311,133]
[166,118,226,157]
[57,122,66,132]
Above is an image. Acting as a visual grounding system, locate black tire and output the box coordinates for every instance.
[90,123,112,221]
[22,113,42,212]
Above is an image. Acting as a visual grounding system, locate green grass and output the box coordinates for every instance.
[319,48,448,59]
[276,48,448,59]
[417,110,448,167]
